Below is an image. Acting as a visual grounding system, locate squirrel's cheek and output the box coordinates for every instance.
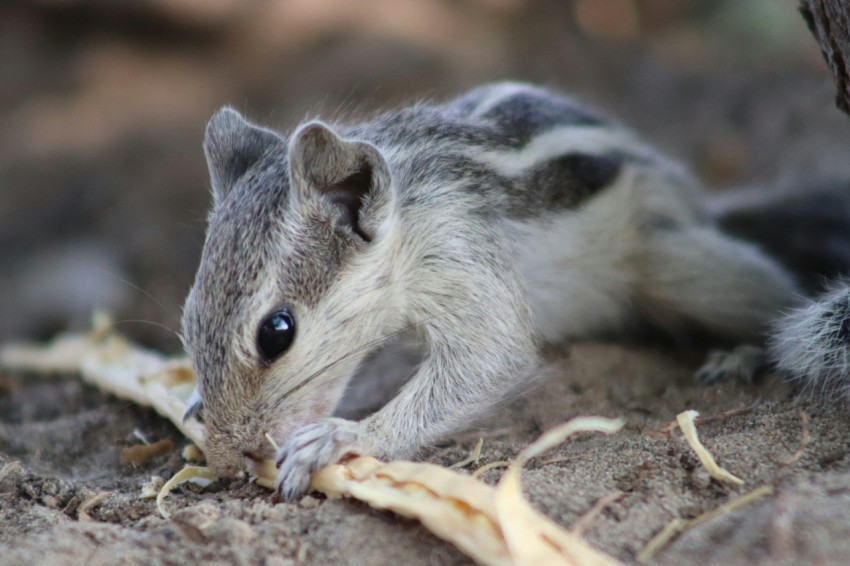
[203,433,252,476]
[205,449,245,477]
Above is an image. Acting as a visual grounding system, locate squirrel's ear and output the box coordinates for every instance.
[203,107,281,205]
[288,121,392,242]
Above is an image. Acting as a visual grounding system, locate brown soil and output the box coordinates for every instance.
[2,344,850,565]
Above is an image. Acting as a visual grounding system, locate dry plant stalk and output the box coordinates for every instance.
[676,410,744,486]
[3,323,628,565]
[156,466,217,519]
[254,417,626,566]
[450,438,484,469]
[473,460,511,479]
[635,518,689,564]
[654,405,753,434]
[252,422,627,565]
[0,314,205,448]
[167,420,626,566]
[78,491,112,522]
[637,407,778,563]
[121,439,175,466]
[636,485,773,564]
[571,491,625,537]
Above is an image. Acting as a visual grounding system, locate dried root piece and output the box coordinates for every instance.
[311,457,512,566]
[676,410,744,486]
[473,461,511,479]
[655,405,753,434]
[251,458,277,489]
[0,312,112,374]
[156,466,217,519]
[450,438,484,469]
[572,491,625,537]
[172,418,625,566]
[78,491,112,522]
[636,518,689,564]
[636,485,773,563]
[0,315,205,449]
[495,417,625,566]
[297,417,625,566]
[121,439,175,465]
[139,476,165,499]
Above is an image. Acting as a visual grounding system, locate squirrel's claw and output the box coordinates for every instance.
[695,345,765,386]
[275,417,363,502]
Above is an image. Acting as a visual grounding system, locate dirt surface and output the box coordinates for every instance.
[3,344,850,565]
[3,1,850,565]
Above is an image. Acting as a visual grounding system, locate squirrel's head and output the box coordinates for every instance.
[181,108,400,476]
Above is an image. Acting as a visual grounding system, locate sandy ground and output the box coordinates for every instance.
[3,2,850,565]
[2,342,850,565]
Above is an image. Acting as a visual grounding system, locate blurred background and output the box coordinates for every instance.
[1,0,848,353]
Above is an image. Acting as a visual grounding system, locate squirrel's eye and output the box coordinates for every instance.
[257,309,296,362]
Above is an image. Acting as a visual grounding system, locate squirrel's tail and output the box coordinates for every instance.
[711,177,850,295]
[712,178,850,402]
[767,279,850,401]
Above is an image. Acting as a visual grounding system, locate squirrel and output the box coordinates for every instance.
[180,82,801,501]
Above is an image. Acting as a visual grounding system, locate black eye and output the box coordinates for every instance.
[258,309,296,362]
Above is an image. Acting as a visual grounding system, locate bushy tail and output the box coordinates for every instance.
[712,178,850,401]
[711,177,850,295]
[768,280,850,401]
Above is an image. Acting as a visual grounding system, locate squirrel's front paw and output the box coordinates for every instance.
[275,418,364,502]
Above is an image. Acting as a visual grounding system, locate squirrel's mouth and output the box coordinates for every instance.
[228,435,278,486]
[244,457,277,487]
[228,391,340,477]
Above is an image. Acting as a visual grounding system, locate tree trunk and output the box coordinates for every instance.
[800,0,850,115]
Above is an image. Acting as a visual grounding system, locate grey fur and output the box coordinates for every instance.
[181,82,800,499]
[769,280,850,401]
[204,107,284,204]
[714,180,850,402]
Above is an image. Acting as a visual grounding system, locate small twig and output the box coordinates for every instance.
[677,410,744,486]
[449,426,521,442]
[472,460,511,479]
[540,454,580,466]
[779,411,810,468]
[636,484,773,563]
[690,484,773,529]
[636,517,688,564]
[655,405,753,434]
[265,432,280,452]
[78,491,112,522]
[571,491,625,537]
[471,443,581,478]
[450,438,484,469]
[120,439,174,466]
